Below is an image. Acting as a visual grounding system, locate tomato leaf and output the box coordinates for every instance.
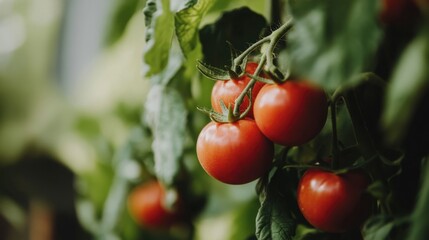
[175,0,213,56]
[381,28,429,145]
[148,39,184,86]
[406,158,429,240]
[286,0,382,91]
[143,85,187,187]
[362,215,408,240]
[256,170,298,240]
[196,60,230,80]
[142,0,175,77]
[292,225,333,240]
[199,7,268,68]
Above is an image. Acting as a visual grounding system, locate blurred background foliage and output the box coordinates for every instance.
[0,0,268,239]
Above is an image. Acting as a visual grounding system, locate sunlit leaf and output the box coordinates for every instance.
[143,0,175,77]
[175,0,214,56]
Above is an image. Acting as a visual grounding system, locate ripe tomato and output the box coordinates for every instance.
[211,62,265,117]
[253,80,328,146]
[297,168,372,233]
[196,119,274,184]
[128,181,180,229]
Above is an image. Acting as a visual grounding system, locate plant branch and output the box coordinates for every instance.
[231,19,294,117]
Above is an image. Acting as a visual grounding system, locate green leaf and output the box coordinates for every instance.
[143,0,175,77]
[381,28,429,145]
[175,0,214,56]
[256,170,298,240]
[287,0,382,91]
[292,225,331,240]
[406,158,429,240]
[199,7,268,68]
[147,38,184,86]
[143,85,187,186]
[362,215,400,240]
[196,60,230,80]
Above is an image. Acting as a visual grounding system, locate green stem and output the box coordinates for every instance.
[265,18,293,70]
[233,39,269,67]
[344,90,376,159]
[330,98,340,170]
[232,19,294,117]
[282,164,332,172]
[233,19,293,68]
[233,56,266,116]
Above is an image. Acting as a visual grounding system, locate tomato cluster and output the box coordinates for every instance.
[196,62,329,184]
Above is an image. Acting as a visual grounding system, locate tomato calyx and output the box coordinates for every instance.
[196,57,251,82]
[197,101,246,123]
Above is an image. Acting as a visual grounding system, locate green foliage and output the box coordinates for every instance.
[142,0,175,77]
[5,0,429,239]
[175,0,214,56]
[199,7,268,68]
[143,85,187,187]
[287,0,382,91]
[381,26,429,145]
[256,169,299,240]
[406,158,429,240]
[363,216,395,240]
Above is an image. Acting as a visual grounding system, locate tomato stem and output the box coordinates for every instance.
[344,90,377,159]
[233,57,266,116]
[282,164,332,172]
[330,98,340,170]
[231,19,294,117]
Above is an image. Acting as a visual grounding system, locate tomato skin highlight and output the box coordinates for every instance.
[297,169,372,233]
[196,119,274,184]
[211,62,265,117]
[128,181,180,229]
[253,80,328,146]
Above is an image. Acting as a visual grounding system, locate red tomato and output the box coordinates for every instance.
[253,80,328,146]
[211,62,265,117]
[196,119,274,184]
[128,181,180,229]
[297,169,372,233]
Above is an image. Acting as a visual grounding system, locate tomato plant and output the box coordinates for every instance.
[253,80,328,146]
[8,0,429,239]
[128,181,181,229]
[196,119,274,184]
[297,168,372,233]
[211,62,265,117]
